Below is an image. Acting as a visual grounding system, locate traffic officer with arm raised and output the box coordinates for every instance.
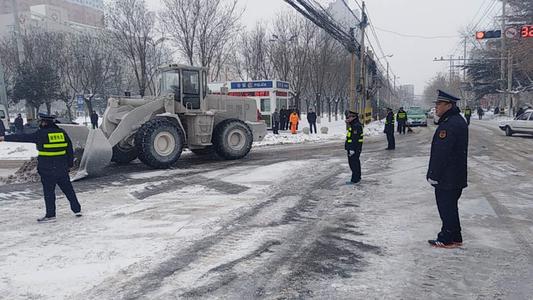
[345,110,364,184]
[427,90,468,248]
[0,113,82,223]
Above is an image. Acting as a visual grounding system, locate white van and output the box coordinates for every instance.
[0,104,9,131]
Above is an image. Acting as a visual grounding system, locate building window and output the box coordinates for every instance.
[260,99,271,112]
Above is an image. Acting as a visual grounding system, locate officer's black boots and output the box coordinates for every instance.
[428,230,463,248]
[37,216,56,223]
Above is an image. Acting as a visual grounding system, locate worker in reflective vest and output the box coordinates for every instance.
[464,106,472,125]
[0,113,82,223]
[345,110,364,184]
[396,107,407,134]
[289,110,300,134]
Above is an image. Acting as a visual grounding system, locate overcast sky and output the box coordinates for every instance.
[148,0,500,94]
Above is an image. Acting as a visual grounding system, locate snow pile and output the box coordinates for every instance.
[0,149,84,184]
[364,119,385,137]
[254,115,383,147]
[0,142,37,160]
[0,158,40,184]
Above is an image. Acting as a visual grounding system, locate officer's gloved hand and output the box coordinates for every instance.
[427,178,439,186]
[348,150,355,157]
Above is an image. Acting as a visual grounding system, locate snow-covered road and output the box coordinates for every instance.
[0,120,532,299]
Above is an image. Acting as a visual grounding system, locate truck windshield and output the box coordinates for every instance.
[160,70,180,96]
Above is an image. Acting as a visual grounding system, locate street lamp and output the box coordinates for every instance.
[394,76,400,107]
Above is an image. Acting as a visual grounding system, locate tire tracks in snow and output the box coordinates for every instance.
[77,157,382,299]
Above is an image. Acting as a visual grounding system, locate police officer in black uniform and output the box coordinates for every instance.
[345,110,364,184]
[427,90,468,248]
[384,108,395,150]
[0,113,82,223]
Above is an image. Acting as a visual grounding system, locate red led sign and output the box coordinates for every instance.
[228,91,270,97]
[521,25,533,38]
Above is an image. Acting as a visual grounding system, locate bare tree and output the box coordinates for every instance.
[62,32,121,113]
[105,0,157,97]
[308,32,336,116]
[7,28,64,114]
[161,0,242,76]
[0,37,19,103]
[146,42,173,96]
[160,0,200,66]
[234,23,273,81]
[269,12,316,110]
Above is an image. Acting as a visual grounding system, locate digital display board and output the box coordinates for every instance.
[521,25,533,38]
[228,91,270,97]
[276,81,290,89]
[231,81,273,89]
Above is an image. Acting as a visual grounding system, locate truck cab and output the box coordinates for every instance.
[158,65,208,111]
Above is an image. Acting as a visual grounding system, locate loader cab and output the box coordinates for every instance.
[158,65,208,111]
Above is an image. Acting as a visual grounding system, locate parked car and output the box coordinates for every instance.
[406,106,428,127]
[499,109,533,136]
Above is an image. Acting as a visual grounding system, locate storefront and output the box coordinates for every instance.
[210,80,291,128]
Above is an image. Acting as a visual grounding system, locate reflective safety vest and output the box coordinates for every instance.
[38,132,68,157]
[464,109,472,116]
[346,127,364,144]
[397,112,407,120]
[385,113,395,125]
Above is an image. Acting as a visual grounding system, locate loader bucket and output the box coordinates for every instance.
[72,128,113,181]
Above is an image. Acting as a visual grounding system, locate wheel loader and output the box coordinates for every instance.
[61,64,267,181]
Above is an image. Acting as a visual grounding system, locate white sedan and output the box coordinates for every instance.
[499,109,533,136]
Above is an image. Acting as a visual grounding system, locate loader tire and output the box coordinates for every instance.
[212,119,253,160]
[135,118,184,169]
[111,143,138,164]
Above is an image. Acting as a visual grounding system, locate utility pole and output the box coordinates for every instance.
[386,61,390,107]
[449,55,454,83]
[10,0,24,64]
[356,1,368,115]
[349,28,356,113]
[0,58,8,119]
[463,37,467,81]
[500,0,507,111]
[507,49,513,116]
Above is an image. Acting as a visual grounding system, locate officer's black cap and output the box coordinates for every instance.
[38,113,57,120]
[436,89,460,103]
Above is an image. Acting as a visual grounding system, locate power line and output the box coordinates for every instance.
[373,26,459,39]
[472,0,498,30]
[466,0,494,30]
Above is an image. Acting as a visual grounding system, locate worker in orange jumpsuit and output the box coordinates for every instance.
[289,110,300,134]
